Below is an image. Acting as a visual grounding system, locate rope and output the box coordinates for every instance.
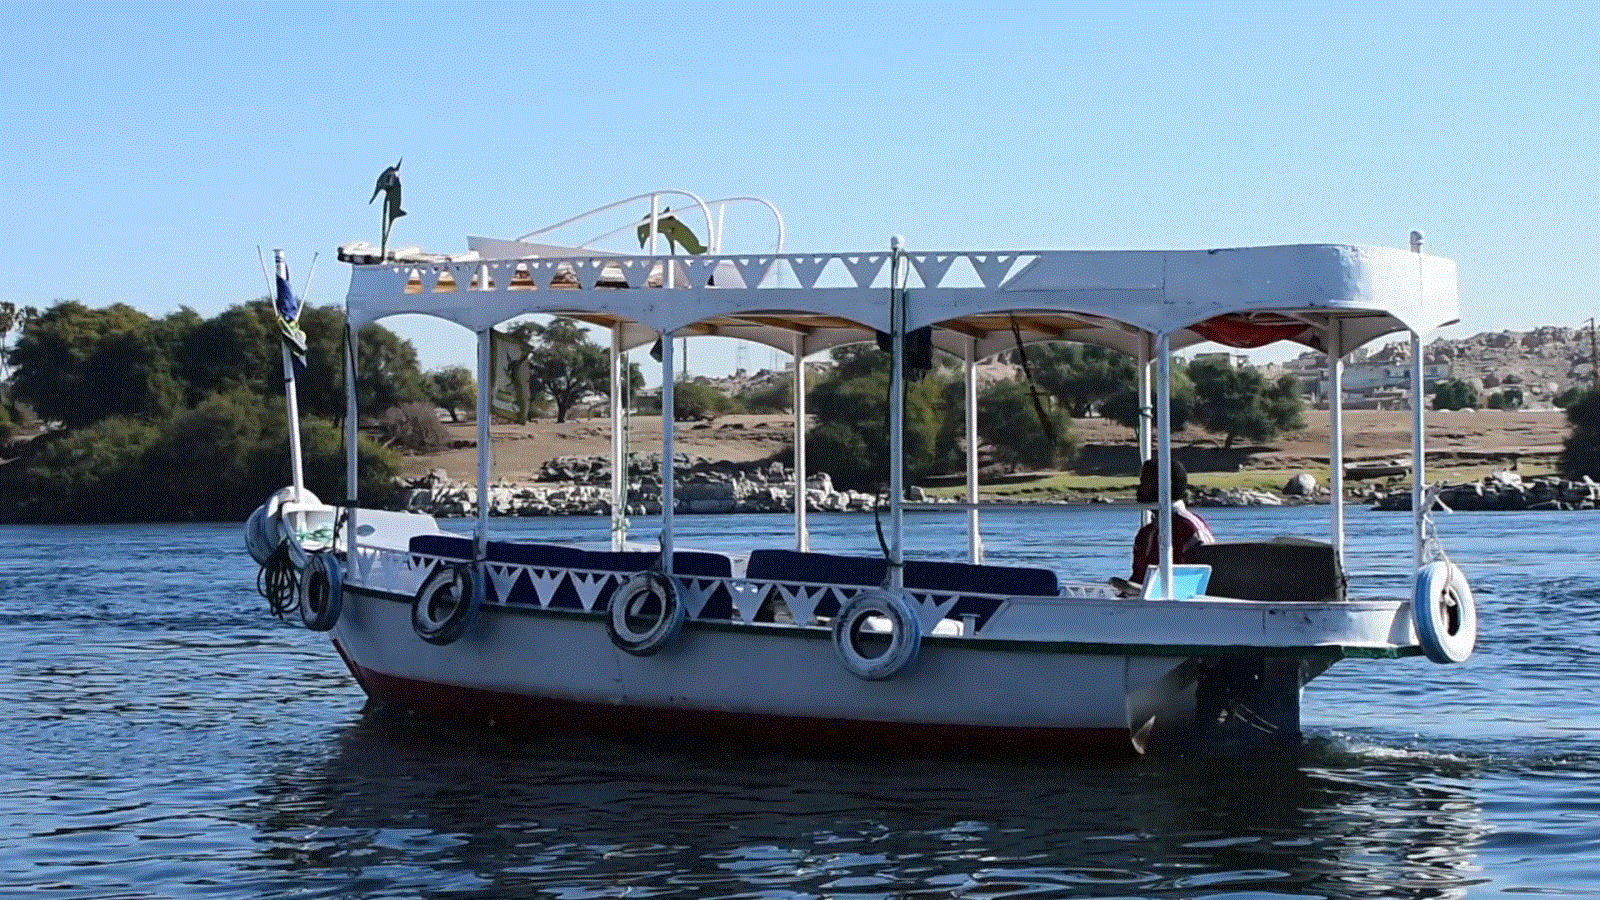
[258,539,300,618]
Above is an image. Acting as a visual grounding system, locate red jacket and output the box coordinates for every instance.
[1131,503,1216,582]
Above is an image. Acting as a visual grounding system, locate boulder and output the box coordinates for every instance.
[1283,473,1318,496]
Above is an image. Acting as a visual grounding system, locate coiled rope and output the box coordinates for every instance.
[258,539,300,618]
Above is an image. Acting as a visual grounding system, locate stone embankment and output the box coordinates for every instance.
[1372,470,1600,512]
[394,454,900,517]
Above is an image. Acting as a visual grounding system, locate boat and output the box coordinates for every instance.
[247,193,1476,756]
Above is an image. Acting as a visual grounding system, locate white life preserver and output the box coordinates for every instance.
[412,563,482,645]
[1413,560,1477,664]
[607,571,684,656]
[832,589,922,680]
[298,551,344,632]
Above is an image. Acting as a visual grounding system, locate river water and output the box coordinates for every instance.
[2,505,1597,899]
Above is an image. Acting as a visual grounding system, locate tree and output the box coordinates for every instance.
[977,379,1076,471]
[1486,387,1523,410]
[738,374,793,413]
[1558,388,1600,480]
[9,301,184,429]
[425,366,476,422]
[1099,360,1194,433]
[804,349,947,491]
[510,318,608,423]
[1032,343,1136,417]
[1432,378,1479,411]
[1187,359,1305,448]
[672,379,731,421]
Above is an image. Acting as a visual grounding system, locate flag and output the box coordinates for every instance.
[489,328,531,422]
[275,253,308,381]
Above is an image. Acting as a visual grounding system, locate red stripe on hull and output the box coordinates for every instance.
[343,658,1136,758]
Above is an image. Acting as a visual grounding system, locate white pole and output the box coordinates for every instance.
[887,237,906,591]
[791,332,810,551]
[1137,334,1153,529]
[475,329,492,560]
[659,330,676,572]
[1155,332,1174,599]
[274,250,307,504]
[610,326,627,550]
[1328,318,1346,567]
[343,322,359,559]
[1409,230,1427,566]
[1411,329,1426,566]
[964,336,983,563]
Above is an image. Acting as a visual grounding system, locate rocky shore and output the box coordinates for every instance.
[1371,470,1600,512]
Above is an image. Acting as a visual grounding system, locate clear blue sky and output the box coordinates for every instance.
[3,1,1595,381]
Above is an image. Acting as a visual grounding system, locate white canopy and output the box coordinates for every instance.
[338,240,1459,359]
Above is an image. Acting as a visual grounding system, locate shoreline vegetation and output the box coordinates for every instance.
[1,298,1595,523]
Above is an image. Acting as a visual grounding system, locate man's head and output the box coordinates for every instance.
[1136,458,1188,504]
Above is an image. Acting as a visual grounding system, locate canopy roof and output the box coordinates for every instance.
[339,240,1459,359]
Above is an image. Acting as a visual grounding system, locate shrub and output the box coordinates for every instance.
[379,401,451,453]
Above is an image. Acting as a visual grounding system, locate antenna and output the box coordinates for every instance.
[1409,230,1424,253]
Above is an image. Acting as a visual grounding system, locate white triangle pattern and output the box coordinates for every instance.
[571,259,606,290]
[732,256,773,289]
[681,257,719,289]
[912,593,960,634]
[570,572,612,611]
[970,253,1019,288]
[675,577,718,618]
[355,547,375,582]
[528,568,564,608]
[841,254,887,288]
[786,255,831,289]
[909,254,957,288]
[617,258,656,289]
[728,580,766,624]
[485,564,522,605]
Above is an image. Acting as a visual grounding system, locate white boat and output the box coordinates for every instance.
[248,194,1476,756]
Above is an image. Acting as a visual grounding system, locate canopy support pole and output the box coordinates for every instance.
[474,329,491,561]
[887,237,906,591]
[1137,334,1154,529]
[792,332,810,551]
[1411,330,1426,566]
[1328,318,1346,567]
[659,330,676,572]
[1155,332,1175,599]
[343,321,358,559]
[610,326,627,551]
[965,336,983,564]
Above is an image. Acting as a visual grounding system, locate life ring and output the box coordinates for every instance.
[1413,560,1476,664]
[412,563,482,645]
[832,589,922,680]
[298,551,344,632]
[606,571,684,656]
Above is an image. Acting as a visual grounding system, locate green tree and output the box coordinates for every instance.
[510,318,607,422]
[977,379,1076,471]
[1559,388,1600,479]
[11,416,159,520]
[9,301,183,428]
[804,346,947,491]
[425,366,476,422]
[1188,359,1305,449]
[738,374,793,413]
[672,379,731,421]
[1486,387,1523,410]
[1099,360,1194,432]
[1432,378,1479,411]
[1032,343,1136,417]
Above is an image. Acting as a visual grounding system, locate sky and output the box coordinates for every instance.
[2,1,1596,384]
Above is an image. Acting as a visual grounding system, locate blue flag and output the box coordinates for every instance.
[275,254,308,380]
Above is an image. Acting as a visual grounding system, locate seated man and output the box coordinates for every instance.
[1111,458,1216,597]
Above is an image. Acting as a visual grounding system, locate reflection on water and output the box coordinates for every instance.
[241,713,1491,899]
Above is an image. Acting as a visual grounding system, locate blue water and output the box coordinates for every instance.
[2,505,1598,899]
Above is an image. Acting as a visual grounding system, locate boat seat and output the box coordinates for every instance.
[1188,540,1345,603]
[407,534,736,615]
